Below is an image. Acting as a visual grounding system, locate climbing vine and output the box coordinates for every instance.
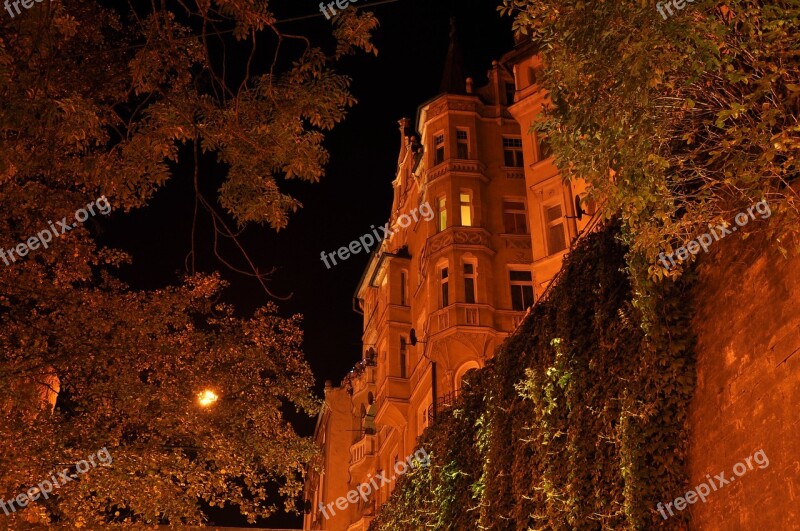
[370,222,696,530]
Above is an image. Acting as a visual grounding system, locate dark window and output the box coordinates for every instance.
[456,129,469,159]
[503,200,528,234]
[505,82,516,105]
[399,338,407,378]
[510,270,534,311]
[464,263,476,304]
[441,267,449,308]
[434,133,445,165]
[503,137,524,167]
[545,204,568,254]
[538,136,552,160]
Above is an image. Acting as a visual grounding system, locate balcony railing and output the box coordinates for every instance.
[350,434,377,465]
[426,389,462,424]
[465,306,479,325]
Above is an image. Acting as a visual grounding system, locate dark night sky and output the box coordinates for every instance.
[100,0,511,526]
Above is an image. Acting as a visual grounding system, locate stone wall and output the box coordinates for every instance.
[688,230,800,529]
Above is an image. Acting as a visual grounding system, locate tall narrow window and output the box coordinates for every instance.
[437,196,447,232]
[464,262,476,304]
[440,267,449,308]
[538,135,552,161]
[399,271,408,306]
[399,338,407,378]
[509,270,534,311]
[527,66,537,86]
[459,191,473,227]
[502,137,524,167]
[456,129,469,159]
[504,82,516,105]
[545,203,568,254]
[434,133,445,165]
[503,200,528,234]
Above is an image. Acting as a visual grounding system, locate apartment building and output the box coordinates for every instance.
[303,35,592,531]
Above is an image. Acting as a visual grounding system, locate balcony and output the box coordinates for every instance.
[350,433,378,466]
[430,304,490,334]
[374,377,411,427]
[426,159,486,183]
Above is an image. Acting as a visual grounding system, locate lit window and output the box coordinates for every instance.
[459,191,473,227]
[545,203,568,254]
[440,267,449,308]
[503,137,524,167]
[509,270,534,311]
[456,129,469,159]
[464,262,476,304]
[503,200,528,234]
[437,196,447,232]
[434,133,445,165]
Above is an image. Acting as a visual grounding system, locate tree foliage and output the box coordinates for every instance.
[500,0,800,280]
[0,0,376,526]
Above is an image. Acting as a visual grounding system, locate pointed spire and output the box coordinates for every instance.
[439,17,466,95]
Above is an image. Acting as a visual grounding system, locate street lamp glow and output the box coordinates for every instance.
[197,389,219,407]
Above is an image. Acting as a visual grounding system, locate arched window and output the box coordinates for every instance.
[454,361,481,391]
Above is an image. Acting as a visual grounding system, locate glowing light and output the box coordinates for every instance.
[197,389,219,407]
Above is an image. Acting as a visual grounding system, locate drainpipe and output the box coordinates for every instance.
[431,361,438,421]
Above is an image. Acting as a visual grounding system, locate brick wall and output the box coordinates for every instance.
[687,231,800,528]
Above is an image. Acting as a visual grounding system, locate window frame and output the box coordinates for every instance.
[509,269,534,311]
[433,132,446,166]
[537,134,552,161]
[399,337,407,378]
[463,261,477,304]
[543,201,569,255]
[399,270,408,306]
[503,198,528,235]
[437,195,447,232]
[439,265,450,309]
[459,190,473,227]
[504,82,516,105]
[502,136,524,167]
[456,128,469,160]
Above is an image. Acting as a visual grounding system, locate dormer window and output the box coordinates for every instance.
[505,82,516,105]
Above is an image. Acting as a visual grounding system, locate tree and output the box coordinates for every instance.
[0,0,377,525]
[499,0,799,280]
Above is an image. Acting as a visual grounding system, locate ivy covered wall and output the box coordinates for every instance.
[369,223,696,530]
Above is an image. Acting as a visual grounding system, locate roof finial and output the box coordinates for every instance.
[439,16,466,95]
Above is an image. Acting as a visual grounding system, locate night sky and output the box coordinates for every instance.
[100,0,512,526]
